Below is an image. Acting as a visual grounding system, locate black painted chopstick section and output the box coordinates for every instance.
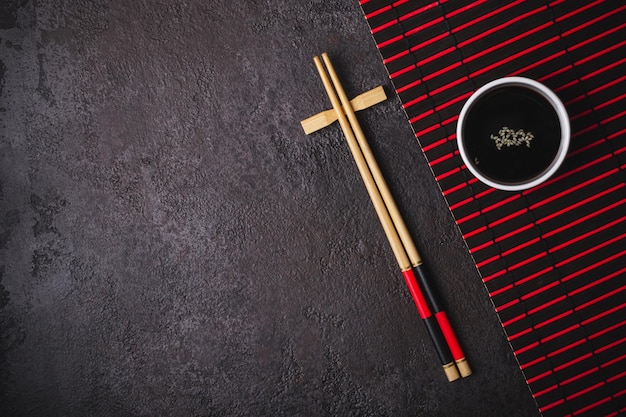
[414,263,471,377]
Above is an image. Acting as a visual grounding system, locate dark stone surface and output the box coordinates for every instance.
[0,1,540,416]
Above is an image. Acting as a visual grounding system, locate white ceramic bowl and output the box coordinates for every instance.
[456,77,570,191]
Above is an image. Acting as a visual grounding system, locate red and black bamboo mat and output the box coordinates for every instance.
[359,1,625,416]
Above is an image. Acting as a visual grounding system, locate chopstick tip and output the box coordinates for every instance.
[443,362,461,382]
[456,358,472,378]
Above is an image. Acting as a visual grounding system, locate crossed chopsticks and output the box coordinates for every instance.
[301,53,471,382]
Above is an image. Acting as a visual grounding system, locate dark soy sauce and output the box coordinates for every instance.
[462,86,561,184]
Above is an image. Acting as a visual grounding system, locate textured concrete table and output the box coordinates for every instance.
[1,1,539,416]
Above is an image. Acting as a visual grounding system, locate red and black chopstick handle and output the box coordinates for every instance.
[401,268,460,382]
[413,263,471,377]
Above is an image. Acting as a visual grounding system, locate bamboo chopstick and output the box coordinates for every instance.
[312,53,467,382]
[320,53,471,379]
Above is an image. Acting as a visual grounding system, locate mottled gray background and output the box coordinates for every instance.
[1,1,540,416]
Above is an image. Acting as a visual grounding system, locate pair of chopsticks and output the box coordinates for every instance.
[309,53,471,382]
